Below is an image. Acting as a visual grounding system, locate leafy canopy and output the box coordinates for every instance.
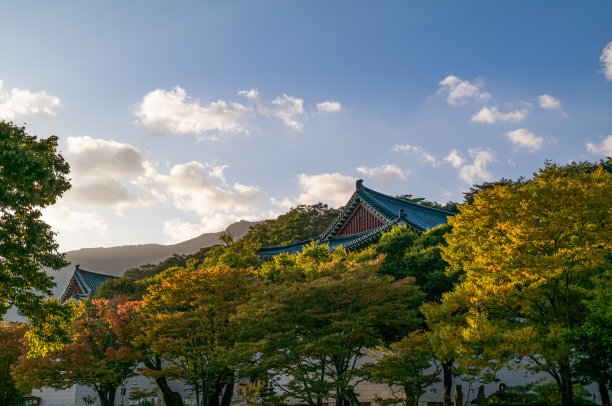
[0,322,28,406]
[14,298,140,406]
[0,121,70,321]
[233,246,424,406]
[437,161,611,406]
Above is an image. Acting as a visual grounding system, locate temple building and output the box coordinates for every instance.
[60,265,116,304]
[258,179,454,258]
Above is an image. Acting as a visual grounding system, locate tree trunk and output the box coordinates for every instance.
[342,388,361,406]
[144,357,184,406]
[558,362,574,406]
[454,384,463,406]
[476,386,485,406]
[442,361,453,406]
[156,375,185,406]
[598,379,611,406]
[220,377,235,406]
[97,385,117,406]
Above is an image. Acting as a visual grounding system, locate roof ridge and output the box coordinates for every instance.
[361,186,455,215]
[75,268,116,278]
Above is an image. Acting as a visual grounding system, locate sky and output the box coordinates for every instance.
[1,1,611,251]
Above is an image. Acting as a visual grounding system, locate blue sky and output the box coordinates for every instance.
[1,1,611,250]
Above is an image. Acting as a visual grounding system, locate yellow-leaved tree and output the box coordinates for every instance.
[436,161,611,406]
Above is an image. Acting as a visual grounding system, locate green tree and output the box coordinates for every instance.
[241,203,342,247]
[569,270,612,406]
[234,246,423,406]
[364,331,441,406]
[374,225,459,405]
[396,194,458,213]
[0,121,70,322]
[439,162,612,406]
[140,264,255,406]
[375,226,419,279]
[0,322,28,406]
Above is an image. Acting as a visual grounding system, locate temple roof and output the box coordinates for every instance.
[257,180,454,258]
[60,265,116,304]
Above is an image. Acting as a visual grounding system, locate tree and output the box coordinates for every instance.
[375,226,419,279]
[97,277,185,406]
[233,245,424,406]
[140,264,255,406]
[0,322,28,406]
[0,121,70,321]
[568,269,612,406]
[241,203,342,248]
[439,162,612,406]
[462,177,524,205]
[396,194,458,213]
[14,297,140,406]
[364,331,440,406]
[374,225,460,406]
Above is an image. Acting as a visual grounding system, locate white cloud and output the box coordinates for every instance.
[600,42,612,80]
[586,135,612,157]
[438,75,490,106]
[296,173,355,207]
[393,144,438,166]
[317,101,342,113]
[63,136,147,209]
[208,164,229,186]
[239,89,305,130]
[0,80,60,120]
[538,94,562,111]
[43,205,108,235]
[270,197,295,210]
[64,136,261,218]
[64,178,137,208]
[135,86,251,135]
[458,149,494,185]
[356,164,407,184]
[272,173,355,209]
[505,128,543,151]
[443,149,465,168]
[66,136,146,177]
[135,161,261,216]
[470,106,528,124]
[272,94,305,130]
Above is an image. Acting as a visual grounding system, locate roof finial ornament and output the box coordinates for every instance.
[398,208,407,221]
[356,179,363,189]
[75,264,80,271]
